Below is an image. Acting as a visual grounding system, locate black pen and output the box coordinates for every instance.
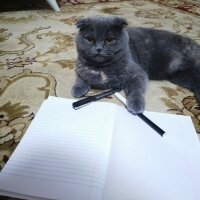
[72,88,121,110]
[114,92,165,136]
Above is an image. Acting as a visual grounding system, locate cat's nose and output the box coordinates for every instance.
[96,48,102,53]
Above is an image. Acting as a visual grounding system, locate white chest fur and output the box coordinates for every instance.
[90,70,108,82]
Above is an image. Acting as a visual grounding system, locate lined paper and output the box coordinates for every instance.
[103,108,200,200]
[0,96,117,200]
[1,97,200,200]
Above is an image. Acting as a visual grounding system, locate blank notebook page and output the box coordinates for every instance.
[0,96,117,200]
[103,108,200,200]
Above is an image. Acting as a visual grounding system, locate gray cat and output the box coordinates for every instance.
[71,16,200,114]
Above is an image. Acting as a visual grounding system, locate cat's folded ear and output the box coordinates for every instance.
[113,17,128,29]
[76,18,89,30]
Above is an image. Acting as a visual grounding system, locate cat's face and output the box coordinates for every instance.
[76,16,129,65]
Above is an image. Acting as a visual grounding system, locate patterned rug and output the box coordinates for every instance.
[0,1,200,198]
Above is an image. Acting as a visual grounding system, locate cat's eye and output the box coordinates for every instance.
[85,36,95,44]
[105,36,114,44]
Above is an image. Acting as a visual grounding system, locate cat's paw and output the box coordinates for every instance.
[71,84,90,98]
[126,97,145,114]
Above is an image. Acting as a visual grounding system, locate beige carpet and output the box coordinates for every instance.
[0,0,200,192]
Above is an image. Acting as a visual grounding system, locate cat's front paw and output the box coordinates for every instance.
[71,84,90,98]
[126,97,145,114]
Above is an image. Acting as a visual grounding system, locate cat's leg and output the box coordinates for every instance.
[124,73,148,114]
[71,75,90,98]
[169,68,200,103]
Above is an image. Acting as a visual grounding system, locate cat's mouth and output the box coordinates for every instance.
[93,54,105,63]
[94,52,112,58]
[87,52,113,64]
[95,54,104,58]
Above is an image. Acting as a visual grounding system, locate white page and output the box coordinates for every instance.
[0,96,117,200]
[103,107,200,200]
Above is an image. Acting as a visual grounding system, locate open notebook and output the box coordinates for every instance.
[0,96,200,200]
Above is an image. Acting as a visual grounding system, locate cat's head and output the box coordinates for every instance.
[75,16,129,65]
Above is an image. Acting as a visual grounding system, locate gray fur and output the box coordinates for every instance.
[71,16,200,114]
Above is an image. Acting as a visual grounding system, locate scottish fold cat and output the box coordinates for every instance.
[71,16,200,114]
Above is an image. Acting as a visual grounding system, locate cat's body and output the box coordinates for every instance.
[71,16,200,114]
